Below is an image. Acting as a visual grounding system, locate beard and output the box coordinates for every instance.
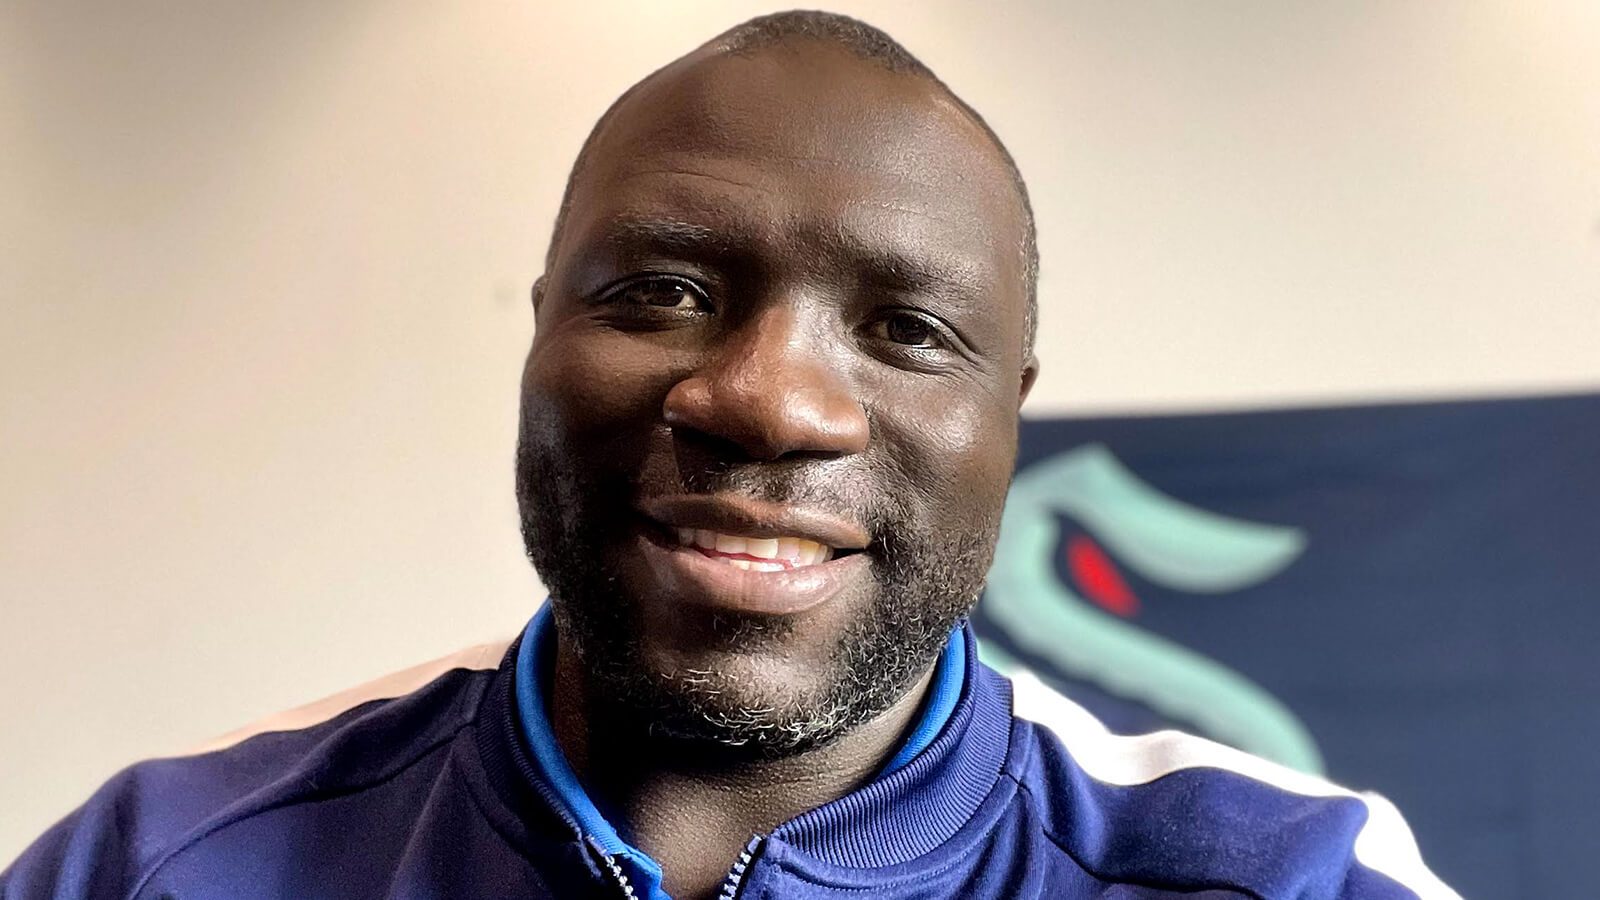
[515,414,999,761]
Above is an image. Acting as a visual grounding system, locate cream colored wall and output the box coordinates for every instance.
[2,1,1596,861]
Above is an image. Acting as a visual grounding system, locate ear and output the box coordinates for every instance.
[531,276,548,313]
[1019,355,1040,408]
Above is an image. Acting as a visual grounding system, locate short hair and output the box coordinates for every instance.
[544,10,1039,357]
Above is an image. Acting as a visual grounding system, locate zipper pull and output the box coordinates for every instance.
[716,835,765,900]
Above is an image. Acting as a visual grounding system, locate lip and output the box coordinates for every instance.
[635,529,873,616]
[639,493,871,550]
[633,493,874,616]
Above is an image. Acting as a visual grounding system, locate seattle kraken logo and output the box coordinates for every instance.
[981,444,1322,773]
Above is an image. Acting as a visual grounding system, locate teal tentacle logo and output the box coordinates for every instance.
[982,443,1323,773]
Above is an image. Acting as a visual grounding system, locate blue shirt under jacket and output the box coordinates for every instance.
[3,611,1455,899]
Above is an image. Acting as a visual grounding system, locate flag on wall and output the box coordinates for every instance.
[975,391,1600,898]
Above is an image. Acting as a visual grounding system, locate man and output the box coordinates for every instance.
[4,11,1455,899]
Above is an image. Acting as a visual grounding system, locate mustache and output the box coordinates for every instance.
[643,460,912,543]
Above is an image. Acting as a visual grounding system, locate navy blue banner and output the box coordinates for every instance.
[974,392,1600,898]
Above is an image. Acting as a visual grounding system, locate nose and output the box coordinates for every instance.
[662,306,870,460]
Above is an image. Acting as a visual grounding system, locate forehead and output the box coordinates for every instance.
[559,43,1028,310]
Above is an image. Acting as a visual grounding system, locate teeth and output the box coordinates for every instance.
[674,527,838,568]
[801,539,833,566]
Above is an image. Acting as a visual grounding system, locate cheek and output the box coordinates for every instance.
[874,384,1018,525]
[522,328,680,439]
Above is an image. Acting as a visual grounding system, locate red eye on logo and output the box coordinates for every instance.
[1066,534,1141,618]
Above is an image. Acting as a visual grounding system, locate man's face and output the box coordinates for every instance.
[517,42,1035,755]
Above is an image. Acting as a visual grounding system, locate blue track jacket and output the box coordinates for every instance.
[4,611,1456,899]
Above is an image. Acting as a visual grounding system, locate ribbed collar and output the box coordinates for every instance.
[472,602,1010,894]
[762,618,1011,869]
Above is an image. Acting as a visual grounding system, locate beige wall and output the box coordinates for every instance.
[2,1,1596,860]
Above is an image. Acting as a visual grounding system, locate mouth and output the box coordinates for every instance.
[670,528,837,572]
[631,494,873,616]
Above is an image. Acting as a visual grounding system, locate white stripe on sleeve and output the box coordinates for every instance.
[1009,668,1460,900]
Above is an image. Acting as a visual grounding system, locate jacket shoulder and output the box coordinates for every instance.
[1,641,509,900]
[999,667,1459,900]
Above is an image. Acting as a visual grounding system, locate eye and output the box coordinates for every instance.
[871,310,951,350]
[606,275,708,310]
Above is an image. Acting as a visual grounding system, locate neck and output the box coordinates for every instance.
[550,649,936,900]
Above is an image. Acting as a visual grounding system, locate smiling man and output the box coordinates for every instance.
[4,11,1456,900]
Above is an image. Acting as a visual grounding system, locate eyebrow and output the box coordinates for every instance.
[603,217,725,254]
[600,214,990,304]
[855,245,986,306]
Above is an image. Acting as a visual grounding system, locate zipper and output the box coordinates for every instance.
[715,834,766,900]
[586,836,641,900]
[601,853,640,900]
[596,836,764,900]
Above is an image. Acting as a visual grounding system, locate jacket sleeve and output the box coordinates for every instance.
[1331,790,1461,900]
[2,776,150,900]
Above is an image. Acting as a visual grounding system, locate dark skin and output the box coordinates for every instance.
[523,40,1037,899]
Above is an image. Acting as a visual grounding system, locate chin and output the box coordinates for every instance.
[595,598,861,735]
[552,581,905,756]
[584,632,850,755]
[649,653,852,752]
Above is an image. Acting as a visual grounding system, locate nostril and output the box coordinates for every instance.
[662,361,868,460]
[668,426,764,476]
